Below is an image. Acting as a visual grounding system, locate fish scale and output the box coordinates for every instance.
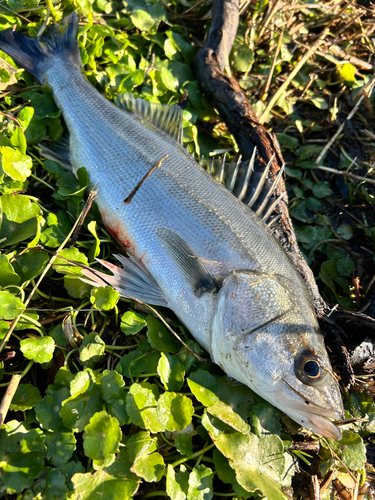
[0,13,345,439]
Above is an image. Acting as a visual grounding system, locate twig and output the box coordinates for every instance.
[70,186,98,246]
[0,189,98,355]
[124,155,168,204]
[315,95,364,165]
[261,30,284,101]
[316,164,375,186]
[0,374,22,427]
[311,475,320,500]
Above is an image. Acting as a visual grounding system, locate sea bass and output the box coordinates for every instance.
[0,14,344,439]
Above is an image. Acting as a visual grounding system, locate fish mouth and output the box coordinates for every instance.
[280,382,344,440]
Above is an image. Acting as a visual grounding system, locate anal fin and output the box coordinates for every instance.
[80,254,169,307]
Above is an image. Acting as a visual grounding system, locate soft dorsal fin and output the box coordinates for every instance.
[115,93,184,145]
[203,147,285,223]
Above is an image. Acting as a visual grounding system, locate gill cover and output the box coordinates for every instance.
[211,270,344,440]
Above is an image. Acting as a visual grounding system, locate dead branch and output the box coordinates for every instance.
[194,0,327,314]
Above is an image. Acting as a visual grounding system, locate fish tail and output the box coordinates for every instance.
[0,13,80,83]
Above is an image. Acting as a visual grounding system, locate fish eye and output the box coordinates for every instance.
[295,350,327,386]
[303,360,320,378]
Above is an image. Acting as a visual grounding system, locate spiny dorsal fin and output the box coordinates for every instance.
[115,93,184,145]
[202,147,285,223]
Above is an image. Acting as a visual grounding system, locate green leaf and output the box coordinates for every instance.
[202,413,291,500]
[175,433,193,456]
[336,224,353,240]
[131,451,165,482]
[147,314,178,353]
[17,107,34,129]
[0,68,10,83]
[90,286,119,310]
[83,410,122,461]
[0,254,20,287]
[187,370,219,407]
[321,431,366,471]
[250,403,282,436]
[35,386,70,431]
[0,194,41,247]
[126,430,157,462]
[160,67,179,91]
[45,429,77,466]
[336,258,354,275]
[157,392,194,431]
[319,260,337,291]
[121,310,147,335]
[12,249,49,283]
[10,384,41,411]
[187,465,214,500]
[60,371,103,432]
[30,92,61,119]
[20,336,55,363]
[98,370,125,401]
[166,464,189,500]
[312,182,332,198]
[230,42,253,73]
[276,133,299,150]
[126,382,165,433]
[157,352,185,392]
[72,469,139,500]
[0,146,32,181]
[305,96,328,109]
[130,10,156,31]
[53,247,88,275]
[79,332,106,368]
[0,291,25,319]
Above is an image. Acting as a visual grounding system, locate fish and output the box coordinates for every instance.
[0,13,344,439]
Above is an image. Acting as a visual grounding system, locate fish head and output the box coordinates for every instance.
[211,270,344,440]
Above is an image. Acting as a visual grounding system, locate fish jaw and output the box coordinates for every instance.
[211,271,344,440]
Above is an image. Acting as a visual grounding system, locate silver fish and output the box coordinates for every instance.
[0,14,344,439]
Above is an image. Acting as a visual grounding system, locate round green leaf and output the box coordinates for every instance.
[20,336,55,363]
[130,10,155,32]
[10,383,41,411]
[45,429,77,466]
[187,370,219,407]
[120,310,147,335]
[157,392,194,431]
[83,410,122,461]
[0,146,32,181]
[146,314,178,353]
[0,194,41,247]
[91,286,119,311]
[131,452,165,482]
[126,383,165,433]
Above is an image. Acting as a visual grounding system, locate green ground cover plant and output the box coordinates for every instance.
[0,0,374,498]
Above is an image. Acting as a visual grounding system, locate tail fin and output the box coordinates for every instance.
[0,13,80,83]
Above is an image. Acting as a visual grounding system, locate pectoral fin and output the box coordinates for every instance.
[157,227,217,297]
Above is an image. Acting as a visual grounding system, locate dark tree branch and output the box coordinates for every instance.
[194,0,327,315]
[193,0,375,388]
